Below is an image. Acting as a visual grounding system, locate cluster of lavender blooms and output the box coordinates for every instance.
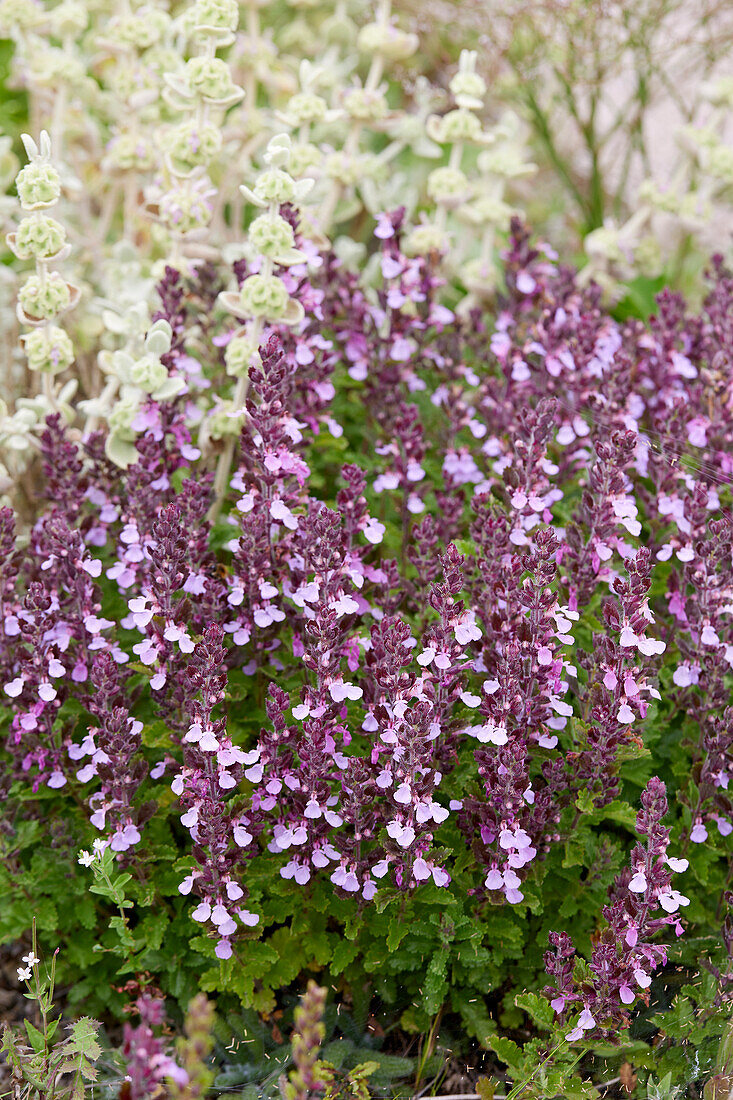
[120,994,189,1099]
[0,10,728,1091]
[1,205,732,1046]
[545,777,690,1042]
[0,128,726,998]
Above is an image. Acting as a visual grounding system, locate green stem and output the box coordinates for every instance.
[522,88,590,225]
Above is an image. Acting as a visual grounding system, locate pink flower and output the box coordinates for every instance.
[269,498,298,530]
[363,517,385,544]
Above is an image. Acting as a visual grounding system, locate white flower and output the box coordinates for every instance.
[78,849,96,867]
[17,966,32,981]
[21,952,40,966]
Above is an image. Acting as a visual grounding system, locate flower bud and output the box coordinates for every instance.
[51,0,87,36]
[289,142,321,178]
[115,8,170,48]
[357,21,418,61]
[105,131,155,172]
[462,257,498,296]
[158,180,214,234]
[130,354,169,395]
[427,166,471,206]
[16,162,61,209]
[27,47,85,87]
[185,56,240,103]
[324,151,361,186]
[634,235,662,277]
[249,212,296,258]
[18,272,71,321]
[343,87,388,122]
[11,214,66,260]
[192,0,238,32]
[458,195,513,229]
[207,400,242,439]
[320,7,357,45]
[404,223,449,257]
[477,146,537,180]
[22,326,74,374]
[0,137,18,190]
[224,335,259,378]
[239,273,291,320]
[705,143,733,184]
[450,51,486,109]
[431,109,484,144]
[253,168,297,205]
[165,121,223,174]
[285,92,328,125]
[108,396,140,442]
[584,226,624,263]
[0,0,44,31]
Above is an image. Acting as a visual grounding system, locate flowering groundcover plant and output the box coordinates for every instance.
[0,206,731,1095]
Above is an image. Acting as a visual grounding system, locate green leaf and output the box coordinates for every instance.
[356,1051,413,1087]
[423,945,449,1014]
[70,1072,86,1100]
[485,1034,525,1075]
[331,938,359,975]
[514,991,555,1031]
[24,1019,46,1055]
[560,1074,600,1100]
[136,910,169,955]
[476,1077,497,1100]
[386,916,409,952]
[350,1060,380,1082]
[141,719,175,749]
[67,1017,102,1060]
[453,992,495,1046]
[612,274,666,321]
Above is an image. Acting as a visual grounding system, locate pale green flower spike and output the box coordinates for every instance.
[449,50,486,111]
[211,130,317,515]
[2,128,78,475]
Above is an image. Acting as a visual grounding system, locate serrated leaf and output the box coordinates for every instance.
[562,1075,599,1100]
[386,916,409,952]
[423,945,449,1014]
[350,1060,379,1078]
[80,1060,99,1081]
[476,1077,497,1100]
[485,1034,525,1075]
[514,991,555,1031]
[141,719,175,748]
[68,1017,102,1060]
[330,937,359,975]
[136,910,169,954]
[453,992,495,1047]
